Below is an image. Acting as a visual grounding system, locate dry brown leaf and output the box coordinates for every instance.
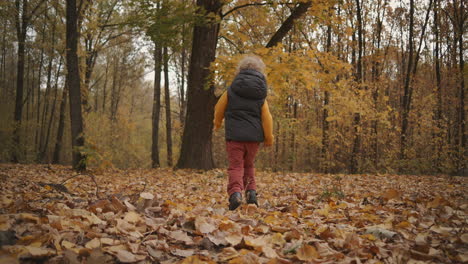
[460,233,468,243]
[123,211,141,224]
[195,217,217,234]
[218,247,239,262]
[114,249,146,263]
[169,230,194,245]
[85,238,101,249]
[383,189,400,200]
[225,233,242,246]
[172,249,195,257]
[24,246,55,258]
[262,246,278,258]
[179,255,216,264]
[296,244,319,261]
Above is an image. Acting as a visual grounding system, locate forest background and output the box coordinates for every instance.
[0,0,466,175]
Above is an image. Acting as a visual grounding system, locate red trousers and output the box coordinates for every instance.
[226,141,260,195]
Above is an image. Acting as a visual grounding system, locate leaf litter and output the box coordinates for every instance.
[0,164,467,263]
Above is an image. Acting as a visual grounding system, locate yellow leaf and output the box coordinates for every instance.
[395,221,411,229]
[61,240,76,249]
[85,238,101,249]
[361,234,377,241]
[123,211,141,224]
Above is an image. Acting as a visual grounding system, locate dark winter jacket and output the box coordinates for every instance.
[223,69,267,142]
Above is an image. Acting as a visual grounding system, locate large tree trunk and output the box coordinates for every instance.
[175,0,222,170]
[66,0,86,171]
[151,44,162,168]
[176,0,313,170]
[163,46,173,167]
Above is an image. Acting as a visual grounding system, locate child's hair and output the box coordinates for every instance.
[236,54,266,75]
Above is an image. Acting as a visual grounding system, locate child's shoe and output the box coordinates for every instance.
[246,190,258,206]
[229,192,242,210]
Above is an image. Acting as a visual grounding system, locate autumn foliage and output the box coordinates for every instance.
[1,164,467,263]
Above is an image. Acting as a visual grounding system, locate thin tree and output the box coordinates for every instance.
[350,0,363,174]
[151,44,162,168]
[163,46,173,166]
[12,0,46,162]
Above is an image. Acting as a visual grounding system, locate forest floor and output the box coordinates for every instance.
[0,164,467,264]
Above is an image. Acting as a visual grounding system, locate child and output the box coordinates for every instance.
[213,54,274,210]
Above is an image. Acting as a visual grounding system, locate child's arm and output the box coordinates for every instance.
[213,91,228,131]
[261,100,274,146]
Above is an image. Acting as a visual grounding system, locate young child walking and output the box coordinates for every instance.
[213,55,274,210]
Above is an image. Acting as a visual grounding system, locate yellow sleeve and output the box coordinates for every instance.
[261,100,274,146]
[213,91,228,130]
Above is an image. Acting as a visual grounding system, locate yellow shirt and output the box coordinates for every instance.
[213,91,274,146]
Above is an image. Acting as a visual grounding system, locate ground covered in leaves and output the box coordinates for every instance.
[0,164,467,264]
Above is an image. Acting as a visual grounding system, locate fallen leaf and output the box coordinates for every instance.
[296,244,319,261]
[169,230,194,245]
[123,211,141,224]
[85,238,101,249]
[114,249,146,263]
[262,246,278,258]
[383,189,400,200]
[24,246,55,258]
[195,217,217,234]
[172,249,194,257]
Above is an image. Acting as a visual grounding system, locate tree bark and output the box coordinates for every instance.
[66,0,86,171]
[151,44,162,168]
[456,0,465,173]
[350,0,363,174]
[163,46,173,167]
[12,0,28,162]
[175,0,222,170]
[321,20,332,173]
[434,0,443,170]
[41,59,62,162]
[53,82,68,164]
[400,0,415,161]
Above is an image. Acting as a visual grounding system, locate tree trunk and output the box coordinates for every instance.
[400,0,414,162]
[163,46,173,167]
[321,21,332,173]
[12,0,28,162]
[434,0,443,170]
[66,0,86,171]
[350,0,363,174]
[42,60,62,162]
[35,23,46,154]
[102,59,109,113]
[456,0,465,173]
[175,0,222,170]
[151,44,162,168]
[53,82,68,164]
